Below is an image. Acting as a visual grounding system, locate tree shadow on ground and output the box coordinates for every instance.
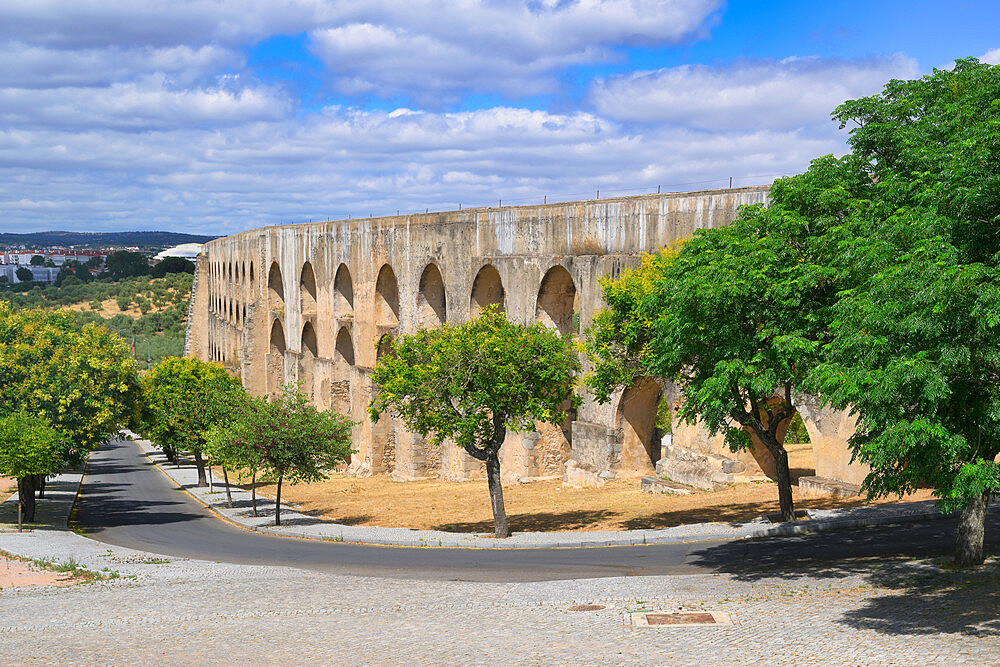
[838,561,1000,637]
[433,509,618,533]
[296,508,374,526]
[618,496,865,531]
[687,509,1000,637]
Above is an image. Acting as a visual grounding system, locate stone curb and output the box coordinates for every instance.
[133,438,976,550]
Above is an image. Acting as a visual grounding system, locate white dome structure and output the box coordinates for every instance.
[155,243,203,261]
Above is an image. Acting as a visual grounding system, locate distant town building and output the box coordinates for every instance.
[0,250,107,266]
[0,265,60,284]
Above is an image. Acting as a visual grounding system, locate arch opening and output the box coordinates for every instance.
[334,327,355,366]
[376,333,394,361]
[268,319,286,395]
[536,265,578,336]
[267,262,284,309]
[617,377,665,474]
[375,264,399,328]
[470,264,505,317]
[300,261,318,316]
[332,327,354,417]
[299,322,317,399]
[417,263,447,327]
[334,263,354,318]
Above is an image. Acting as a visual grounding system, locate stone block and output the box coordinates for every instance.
[563,459,605,488]
[798,475,861,498]
[640,477,692,495]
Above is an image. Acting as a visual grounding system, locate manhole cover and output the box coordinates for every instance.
[568,604,605,612]
[628,610,731,627]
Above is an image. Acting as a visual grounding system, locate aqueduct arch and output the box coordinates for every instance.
[417,263,447,327]
[300,262,318,316]
[334,263,354,319]
[299,321,318,399]
[375,264,400,328]
[536,265,578,336]
[267,262,284,309]
[616,377,664,475]
[470,264,504,316]
[268,318,286,395]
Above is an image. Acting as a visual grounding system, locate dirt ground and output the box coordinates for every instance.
[0,477,15,497]
[244,444,934,533]
[0,555,77,590]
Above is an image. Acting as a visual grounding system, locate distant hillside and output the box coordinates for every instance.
[0,231,219,249]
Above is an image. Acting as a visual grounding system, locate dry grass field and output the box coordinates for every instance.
[244,444,933,533]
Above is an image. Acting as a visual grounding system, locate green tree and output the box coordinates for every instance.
[29,255,45,266]
[105,251,149,280]
[141,356,243,486]
[0,411,69,525]
[0,303,141,518]
[211,383,352,526]
[807,58,1000,565]
[369,307,581,537]
[587,204,836,522]
[151,257,195,278]
[15,266,32,283]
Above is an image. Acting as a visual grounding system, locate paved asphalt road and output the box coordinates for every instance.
[74,439,998,582]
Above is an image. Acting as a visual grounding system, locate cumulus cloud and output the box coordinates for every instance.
[308,0,723,101]
[982,48,1000,65]
[0,75,290,131]
[0,43,240,88]
[590,55,920,129]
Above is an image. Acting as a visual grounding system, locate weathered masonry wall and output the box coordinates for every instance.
[186,187,868,489]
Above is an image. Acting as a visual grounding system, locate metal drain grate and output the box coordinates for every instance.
[628,611,731,628]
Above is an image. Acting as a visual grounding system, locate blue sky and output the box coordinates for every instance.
[0,0,997,235]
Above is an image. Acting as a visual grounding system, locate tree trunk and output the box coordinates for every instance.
[251,470,258,517]
[193,450,207,487]
[222,466,233,508]
[274,476,283,527]
[955,492,989,567]
[485,450,509,538]
[17,476,37,523]
[163,446,174,463]
[35,474,46,499]
[772,446,795,522]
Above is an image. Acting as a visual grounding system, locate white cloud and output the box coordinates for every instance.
[590,55,919,129]
[982,48,1000,65]
[0,43,240,88]
[308,0,722,101]
[0,75,290,131]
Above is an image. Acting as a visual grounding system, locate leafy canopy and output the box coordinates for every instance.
[368,307,581,456]
[141,356,244,455]
[0,411,70,479]
[0,302,142,462]
[221,383,354,484]
[808,58,1000,509]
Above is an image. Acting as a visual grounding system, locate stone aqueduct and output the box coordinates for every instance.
[185,186,867,491]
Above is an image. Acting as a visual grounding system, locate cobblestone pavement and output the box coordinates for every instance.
[1,529,997,666]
